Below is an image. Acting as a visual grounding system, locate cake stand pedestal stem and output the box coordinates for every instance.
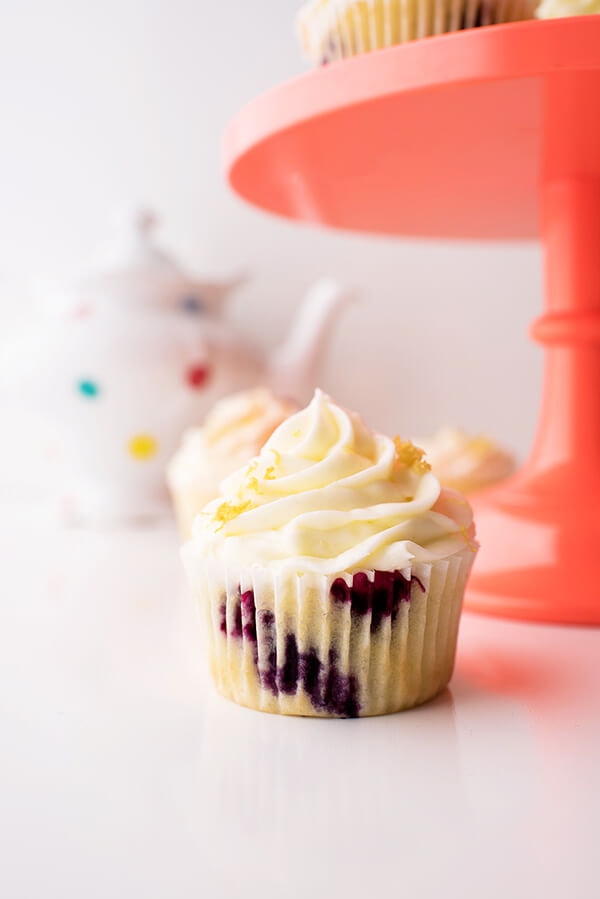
[530,179,600,477]
[466,174,600,624]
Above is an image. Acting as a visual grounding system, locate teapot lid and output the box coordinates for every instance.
[91,208,181,277]
[63,207,197,310]
[54,207,242,316]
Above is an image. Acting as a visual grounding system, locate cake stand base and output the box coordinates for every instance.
[467,472,600,625]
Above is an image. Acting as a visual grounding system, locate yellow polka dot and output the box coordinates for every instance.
[128,434,158,461]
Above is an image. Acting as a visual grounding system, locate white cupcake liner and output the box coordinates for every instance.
[183,548,476,717]
[297,0,537,64]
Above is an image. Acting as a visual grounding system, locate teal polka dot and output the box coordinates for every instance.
[77,379,100,398]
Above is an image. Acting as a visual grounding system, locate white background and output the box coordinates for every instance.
[0,0,542,488]
[2,11,599,897]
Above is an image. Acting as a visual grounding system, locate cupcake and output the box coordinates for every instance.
[415,426,515,495]
[536,0,599,16]
[167,388,298,539]
[182,390,478,718]
[297,0,537,65]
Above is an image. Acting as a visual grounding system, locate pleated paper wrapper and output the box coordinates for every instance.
[183,546,476,717]
[297,0,537,65]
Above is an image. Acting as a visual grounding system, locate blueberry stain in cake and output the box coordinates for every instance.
[218,573,424,717]
[241,590,257,644]
[460,4,486,28]
[218,601,227,636]
[319,33,351,65]
[258,608,278,693]
[272,633,359,717]
[330,570,424,631]
[319,36,340,64]
[219,591,243,637]
[350,572,371,616]
[299,647,322,704]
[279,634,300,695]
[322,647,360,718]
[219,586,361,715]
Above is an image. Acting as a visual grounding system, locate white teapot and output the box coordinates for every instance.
[10,211,350,524]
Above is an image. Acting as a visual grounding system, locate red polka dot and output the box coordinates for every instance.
[43,438,63,462]
[47,571,68,599]
[185,363,211,389]
[73,304,93,318]
[60,495,79,523]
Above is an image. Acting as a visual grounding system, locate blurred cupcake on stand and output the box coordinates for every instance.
[167,388,299,540]
[296,0,537,66]
[415,426,516,495]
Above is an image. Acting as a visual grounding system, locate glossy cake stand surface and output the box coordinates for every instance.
[224,18,600,625]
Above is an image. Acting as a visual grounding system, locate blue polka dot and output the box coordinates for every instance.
[181,295,206,315]
[77,379,100,398]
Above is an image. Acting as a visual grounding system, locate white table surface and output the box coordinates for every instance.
[1,504,599,899]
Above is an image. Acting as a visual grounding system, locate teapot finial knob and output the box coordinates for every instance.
[133,208,157,240]
[92,206,177,274]
[112,206,158,244]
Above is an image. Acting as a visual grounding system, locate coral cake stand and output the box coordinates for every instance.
[224,18,600,625]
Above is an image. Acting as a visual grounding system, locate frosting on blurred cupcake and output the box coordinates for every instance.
[415,427,515,495]
[167,388,299,539]
[537,0,600,17]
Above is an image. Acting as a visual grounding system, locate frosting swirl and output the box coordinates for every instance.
[189,391,475,575]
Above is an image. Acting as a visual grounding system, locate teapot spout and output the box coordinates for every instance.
[267,278,355,404]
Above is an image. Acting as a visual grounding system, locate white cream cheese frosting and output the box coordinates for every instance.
[415,426,515,495]
[536,0,600,17]
[186,390,476,576]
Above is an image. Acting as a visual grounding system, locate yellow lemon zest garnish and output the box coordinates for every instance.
[461,525,478,553]
[246,476,260,493]
[262,447,280,481]
[292,429,302,439]
[238,459,262,494]
[213,498,253,528]
[393,437,431,474]
[469,435,493,460]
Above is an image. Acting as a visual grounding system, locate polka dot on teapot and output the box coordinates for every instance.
[128,434,159,461]
[73,304,93,319]
[185,363,211,390]
[77,379,100,398]
[181,295,206,315]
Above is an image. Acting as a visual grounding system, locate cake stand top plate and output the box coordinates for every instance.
[224,18,600,241]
